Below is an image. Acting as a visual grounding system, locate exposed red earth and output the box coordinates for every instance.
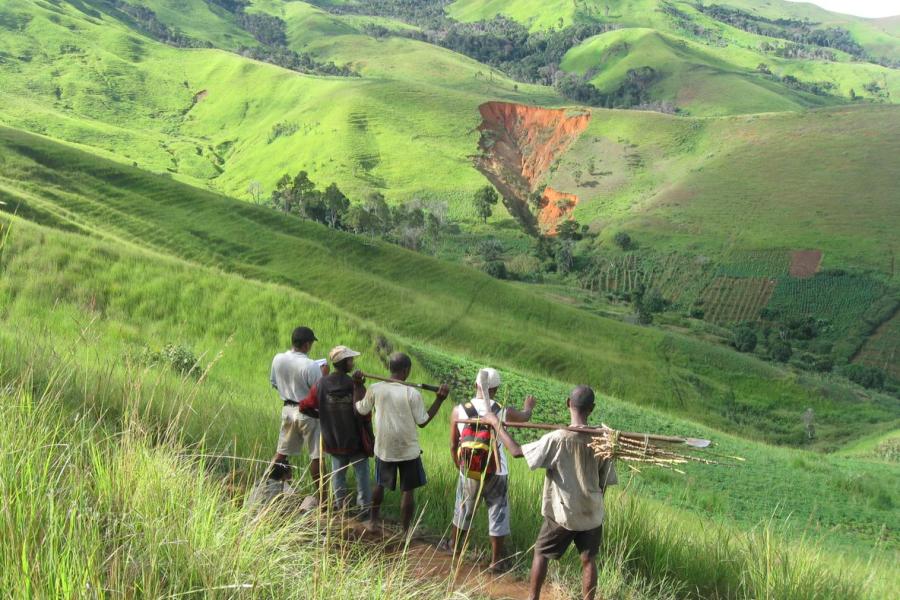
[539,187,579,234]
[789,249,822,278]
[474,101,590,234]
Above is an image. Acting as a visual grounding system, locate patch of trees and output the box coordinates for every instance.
[755,64,835,97]
[264,171,457,252]
[555,66,663,108]
[98,0,211,48]
[201,0,357,77]
[698,4,897,66]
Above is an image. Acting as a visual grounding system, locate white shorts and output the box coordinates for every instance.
[277,404,321,459]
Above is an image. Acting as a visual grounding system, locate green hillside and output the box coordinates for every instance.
[6,124,897,448]
[1,175,897,596]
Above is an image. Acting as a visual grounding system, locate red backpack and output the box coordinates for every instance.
[457,401,501,480]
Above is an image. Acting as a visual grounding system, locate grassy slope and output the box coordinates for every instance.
[538,103,900,277]
[1,206,897,592]
[1,124,898,448]
[0,0,558,218]
[449,0,900,114]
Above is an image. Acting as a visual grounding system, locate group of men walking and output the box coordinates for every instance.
[261,325,617,600]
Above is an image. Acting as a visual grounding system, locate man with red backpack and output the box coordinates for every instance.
[447,367,536,572]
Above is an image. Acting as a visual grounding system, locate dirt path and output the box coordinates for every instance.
[342,519,563,600]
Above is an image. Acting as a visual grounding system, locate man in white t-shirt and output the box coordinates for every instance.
[269,326,327,501]
[447,367,536,572]
[481,385,618,600]
[355,352,449,531]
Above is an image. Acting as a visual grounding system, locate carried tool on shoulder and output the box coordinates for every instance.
[359,371,442,392]
[458,419,742,473]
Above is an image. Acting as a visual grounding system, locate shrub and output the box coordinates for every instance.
[840,364,886,390]
[481,260,507,280]
[769,340,792,362]
[733,327,758,352]
[614,231,632,250]
[135,343,201,377]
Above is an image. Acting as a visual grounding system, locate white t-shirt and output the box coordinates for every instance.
[270,350,322,419]
[356,382,429,462]
[523,429,618,531]
[455,398,509,476]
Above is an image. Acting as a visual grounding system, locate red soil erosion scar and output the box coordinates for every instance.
[474,101,591,235]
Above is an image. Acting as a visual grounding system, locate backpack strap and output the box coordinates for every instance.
[462,402,479,419]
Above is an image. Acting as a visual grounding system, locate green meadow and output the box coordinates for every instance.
[1,0,898,597]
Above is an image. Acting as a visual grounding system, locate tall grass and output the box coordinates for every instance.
[0,364,471,600]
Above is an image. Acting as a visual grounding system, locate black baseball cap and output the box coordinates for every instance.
[291,326,318,347]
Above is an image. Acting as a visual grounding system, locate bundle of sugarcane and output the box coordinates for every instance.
[458,420,743,473]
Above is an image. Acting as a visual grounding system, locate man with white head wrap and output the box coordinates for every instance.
[446,367,536,572]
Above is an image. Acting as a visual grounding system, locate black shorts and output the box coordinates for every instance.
[375,456,427,491]
[534,517,603,559]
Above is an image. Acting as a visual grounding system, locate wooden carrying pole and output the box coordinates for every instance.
[457,419,712,448]
[360,372,441,393]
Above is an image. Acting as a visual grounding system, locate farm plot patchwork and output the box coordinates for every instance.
[715,250,790,278]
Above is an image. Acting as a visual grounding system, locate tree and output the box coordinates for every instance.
[556,219,582,241]
[554,240,574,275]
[365,192,392,233]
[247,180,263,204]
[613,231,632,250]
[473,185,499,224]
[272,173,294,213]
[345,203,375,234]
[733,327,758,352]
[323,183,350,229]
[769,340,792,363]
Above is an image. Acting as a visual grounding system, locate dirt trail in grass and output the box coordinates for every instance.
[474,101,590,236]
[346,519,563,600]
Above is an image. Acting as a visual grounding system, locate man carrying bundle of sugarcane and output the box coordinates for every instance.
[355,352,449,531]
[480,385,617,600]
[446,367,536,573]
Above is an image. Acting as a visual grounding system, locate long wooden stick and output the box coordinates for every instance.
[360,372,441,393]
[458,419,712,448]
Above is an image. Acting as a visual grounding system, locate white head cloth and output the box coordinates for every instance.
[475,368,501,401]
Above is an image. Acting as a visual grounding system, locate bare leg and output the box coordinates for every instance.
[489,535,506,569]
[400,490,415,532]
[580,553,598,600]
[528,553,549,600]
[310,458,323,503]
[370,484,385,523]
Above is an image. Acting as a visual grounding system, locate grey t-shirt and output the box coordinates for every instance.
[523,429,618,531]
[270,350,322,414]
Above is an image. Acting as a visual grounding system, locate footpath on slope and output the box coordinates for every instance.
[341,518,564,600]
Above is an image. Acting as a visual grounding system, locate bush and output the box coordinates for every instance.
[769,340,792,362]
[733,327,758,352]
[613,231,632,250]
[481,260,507,280]
[840,364,886,390]
[135,343,201,377]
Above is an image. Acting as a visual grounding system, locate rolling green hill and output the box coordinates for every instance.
[1,131,897,597]
[2,124,897,449]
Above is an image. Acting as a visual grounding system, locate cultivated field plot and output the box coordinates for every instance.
[789,250,823,278]
[716,250,790,278]
[591,252,714,308]
[701,277,777,323]
[855,311,900,380]
[767,273,886,336]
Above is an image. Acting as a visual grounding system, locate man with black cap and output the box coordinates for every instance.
[480,385,618,600]
[270,326,327,504]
